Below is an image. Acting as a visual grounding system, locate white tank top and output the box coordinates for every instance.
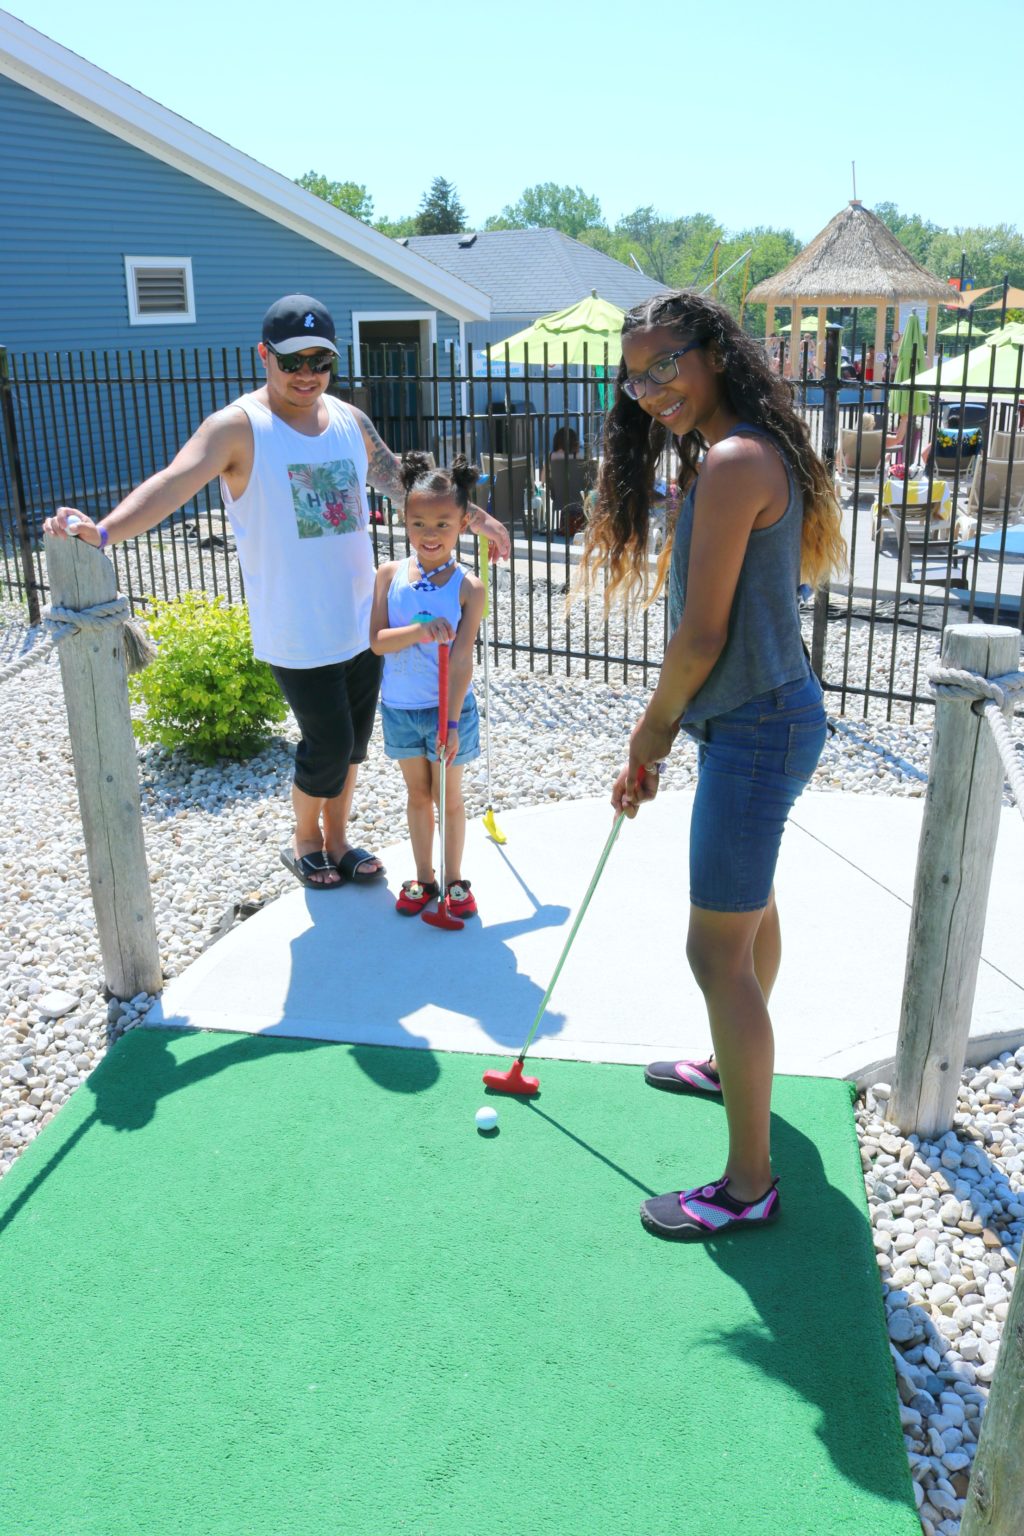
[221,393,375,667]
[381,560,468,710]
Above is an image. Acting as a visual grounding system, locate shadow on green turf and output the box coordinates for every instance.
[697,1106,909,1507]
[482,1084,910,1511]
[516,1095,659,1196]
[0,1032,334,1239]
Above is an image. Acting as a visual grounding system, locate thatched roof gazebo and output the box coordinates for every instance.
[747,200,953,378]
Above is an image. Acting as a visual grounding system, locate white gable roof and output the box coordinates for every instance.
[0,10,490,323]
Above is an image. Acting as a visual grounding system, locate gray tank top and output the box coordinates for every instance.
[668,423,808,728]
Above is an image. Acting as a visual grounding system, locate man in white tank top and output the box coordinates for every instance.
[44,295,510,889]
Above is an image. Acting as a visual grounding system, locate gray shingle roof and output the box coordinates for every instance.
[405,229,669,317]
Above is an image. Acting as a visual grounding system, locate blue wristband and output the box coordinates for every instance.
[447,719,459,731]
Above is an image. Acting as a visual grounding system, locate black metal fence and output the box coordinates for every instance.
[2,334,1022,719]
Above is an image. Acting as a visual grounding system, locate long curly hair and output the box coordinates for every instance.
[576,291,846,611]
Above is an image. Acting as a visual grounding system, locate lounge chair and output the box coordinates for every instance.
[962,457,1024,535]
[881,494,968,590]
[840,427,884,478]
[544,458,595,537]
[989,431,1020,460]
[485,457,530,530]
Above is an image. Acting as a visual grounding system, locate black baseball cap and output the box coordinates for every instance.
[261,294,338,356]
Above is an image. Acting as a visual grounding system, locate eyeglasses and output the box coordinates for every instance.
[622,341,702,401]
[267,345,336,375]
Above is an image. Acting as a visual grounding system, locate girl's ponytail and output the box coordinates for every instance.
[400,452,478,510]
[400,451,434,495]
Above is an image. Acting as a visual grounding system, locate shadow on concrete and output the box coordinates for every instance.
[263,878,573,1071]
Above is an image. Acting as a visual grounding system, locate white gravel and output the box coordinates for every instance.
[1,590,1021,1535]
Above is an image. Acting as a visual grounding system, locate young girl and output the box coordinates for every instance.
[577,291,846,1241]
[370,454,486,919]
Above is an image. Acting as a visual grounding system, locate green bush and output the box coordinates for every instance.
[128,594,287,763]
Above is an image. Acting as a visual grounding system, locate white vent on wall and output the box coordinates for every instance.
[124,256,196,325]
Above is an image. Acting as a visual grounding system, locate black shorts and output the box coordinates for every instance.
[270,649,383,799]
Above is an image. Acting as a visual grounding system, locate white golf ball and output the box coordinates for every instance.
[475,1106,498,1132]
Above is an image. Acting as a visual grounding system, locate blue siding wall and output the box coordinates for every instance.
[0,72,460,357]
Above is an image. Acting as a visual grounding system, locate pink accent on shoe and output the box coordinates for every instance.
[673,1059,721,1093]
[677,1176,779,1230]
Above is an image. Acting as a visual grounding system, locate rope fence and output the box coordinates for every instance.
[0,594,152,686]
[928,662,1024,819]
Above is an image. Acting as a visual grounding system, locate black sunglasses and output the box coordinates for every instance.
[267,345,336,375]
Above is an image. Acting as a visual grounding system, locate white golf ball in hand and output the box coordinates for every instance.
[475,1106,498,1132]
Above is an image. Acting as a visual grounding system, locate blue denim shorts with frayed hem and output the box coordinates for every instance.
[380,693,480,765]
[689,672,827,913]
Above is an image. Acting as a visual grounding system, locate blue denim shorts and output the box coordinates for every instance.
[689,672,827,913]
[380,693,481,765]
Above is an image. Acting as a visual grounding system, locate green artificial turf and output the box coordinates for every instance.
[0,1029,919,1536]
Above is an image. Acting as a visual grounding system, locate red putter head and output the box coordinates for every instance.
[481,1060,540,1097]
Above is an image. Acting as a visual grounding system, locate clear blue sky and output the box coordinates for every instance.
[8,0,1019,241]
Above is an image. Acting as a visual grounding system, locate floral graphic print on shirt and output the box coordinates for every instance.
[288,459,365,539]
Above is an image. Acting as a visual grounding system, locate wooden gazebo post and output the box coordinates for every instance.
[873,300,887,388]
[788,300,804,377]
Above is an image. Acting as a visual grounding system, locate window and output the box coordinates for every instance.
[124,256,196,325]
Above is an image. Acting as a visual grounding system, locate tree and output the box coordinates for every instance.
[613,205,683,284]
[926,224,1024,292]
[416,177,466,235]
[375,213,418,239]
[873,202,942,267]
[486,183,603,239]
[294,171,374,223]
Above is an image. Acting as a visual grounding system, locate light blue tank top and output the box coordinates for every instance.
[380,559,470,710]
[668,423,808,728]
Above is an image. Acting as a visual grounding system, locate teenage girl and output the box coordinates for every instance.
[370,454,485,919]
[577,291,846,1241]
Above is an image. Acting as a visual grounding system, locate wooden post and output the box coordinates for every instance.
[889,624,1019,1138]
[925,301,939,367]
[46,536,162,999]
[787,300,803,378]
[815,305,826,377]
[961,1260,1024,1536]
[872,300,887,388]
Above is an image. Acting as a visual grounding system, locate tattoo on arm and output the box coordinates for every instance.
[362,418,405,503]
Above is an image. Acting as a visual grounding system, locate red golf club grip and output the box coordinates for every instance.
[437,643,450,746]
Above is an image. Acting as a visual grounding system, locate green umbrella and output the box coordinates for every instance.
[889,312,930,417]
[776,315,820,333]
[485,292,625,368]
[911,322,1024,398]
